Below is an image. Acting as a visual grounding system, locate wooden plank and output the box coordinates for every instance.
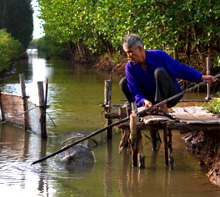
[171,106,220,124]
[142,115,170,124]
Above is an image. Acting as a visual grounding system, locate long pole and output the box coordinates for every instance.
[31,73,220,165]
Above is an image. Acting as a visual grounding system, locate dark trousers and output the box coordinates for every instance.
[119,67,180,108]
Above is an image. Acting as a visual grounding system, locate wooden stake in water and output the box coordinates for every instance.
[19,73,29,131]
[37,81,47,139]
[104,77,112,139]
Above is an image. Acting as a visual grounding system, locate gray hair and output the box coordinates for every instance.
[123,34,144,50]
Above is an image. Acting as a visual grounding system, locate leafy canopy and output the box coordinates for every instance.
[38,0,220,55]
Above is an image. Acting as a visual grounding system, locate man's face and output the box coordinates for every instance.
[124,47,142,63]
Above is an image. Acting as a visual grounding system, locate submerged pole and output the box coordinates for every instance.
[104,78,112,139]
[37,81,47,139]
[19,73,29,131]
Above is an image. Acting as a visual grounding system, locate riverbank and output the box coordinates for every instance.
[0,51,28,81]
[182,130,220,186]
[0,64,16,80]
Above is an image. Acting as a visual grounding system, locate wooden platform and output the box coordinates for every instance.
[118,106,220,169]
[171,106,220,124]
[136,106,220,133]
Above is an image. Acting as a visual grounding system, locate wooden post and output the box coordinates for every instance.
[104,80,110,105]
[104,79,112,139]
[130,112,137,166]
[19,73,29,131]
[206,49,212,100]
[129,102,138,166]
[0,90,5,121]
[163,127,168,166]
[45,78,48,108]
[118,105,128,153]
[168,128,174,169]
[126,103,131,117]
[37,81,47,139]
[119,106,127,119]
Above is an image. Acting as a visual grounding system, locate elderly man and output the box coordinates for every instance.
[119,34,216,113]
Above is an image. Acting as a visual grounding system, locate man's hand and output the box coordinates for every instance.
[144,99,153,109]
[201,75,217,85]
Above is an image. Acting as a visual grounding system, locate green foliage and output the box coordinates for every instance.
[213,54,220,68]
[0,0,33,49]
[36,36,69,57]
[202,93,220,114]
[0,29,23,71]
[38,0,220,55]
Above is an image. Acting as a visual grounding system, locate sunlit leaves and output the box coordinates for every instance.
[0,29,22,71]
[38,0,220,54]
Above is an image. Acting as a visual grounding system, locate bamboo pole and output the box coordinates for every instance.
[19,73,29,131]
[104,78,112,139]
[31,73,220,165]
[130,112,137,166]
[206,49,212,100]
[0,90,5,121]
[37,81,47,139]
[45,78,48,109]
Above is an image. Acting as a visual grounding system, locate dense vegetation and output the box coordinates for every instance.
[0,0,34,49]
[38,0,220,69]
[0,0,33,71]
[0,29,22,71]
[30,37,69,58]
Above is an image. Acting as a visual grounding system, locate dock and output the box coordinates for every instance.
[101,75,220,169]
[103,101,220,169]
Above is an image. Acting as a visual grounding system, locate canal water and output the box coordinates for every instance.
[0,50,219,196]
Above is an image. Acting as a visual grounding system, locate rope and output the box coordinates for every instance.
[0,106,38,125]
[46,112,57,127]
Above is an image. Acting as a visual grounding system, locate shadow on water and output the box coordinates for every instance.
[0,50,220,196]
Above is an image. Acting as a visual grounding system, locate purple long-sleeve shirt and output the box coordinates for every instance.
[125,50,203,106]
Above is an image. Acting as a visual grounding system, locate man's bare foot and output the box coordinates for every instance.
[158,103,168,114]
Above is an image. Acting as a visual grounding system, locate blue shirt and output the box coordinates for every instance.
[125,50,203,106]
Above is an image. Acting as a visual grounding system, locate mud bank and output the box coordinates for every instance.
[182,130,220,186]
[0,65,16,80]
[93,53,127,76]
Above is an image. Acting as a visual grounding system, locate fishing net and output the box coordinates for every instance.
[0,92,41,134]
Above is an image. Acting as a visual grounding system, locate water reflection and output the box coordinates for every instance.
[0,124,48,196]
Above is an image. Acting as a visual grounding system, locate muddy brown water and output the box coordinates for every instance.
[0,50,220,196]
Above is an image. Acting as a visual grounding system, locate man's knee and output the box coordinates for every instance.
[154,67,167,79]
[119,77,128,90]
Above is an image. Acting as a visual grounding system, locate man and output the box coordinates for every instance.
[119,34,216,113]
